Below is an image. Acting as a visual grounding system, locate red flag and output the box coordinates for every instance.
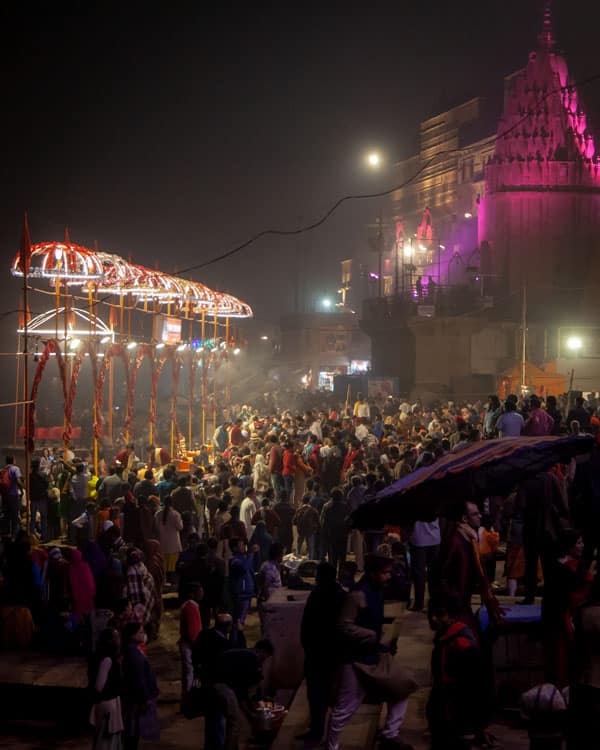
[18,212,32,275]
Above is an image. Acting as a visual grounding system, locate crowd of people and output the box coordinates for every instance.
[0,389,599,749]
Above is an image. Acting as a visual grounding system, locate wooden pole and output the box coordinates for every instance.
[225,316,230,407]
[188,354,193,451]
[13,333,21,446]
[108,356,114,445]
[188,317,193,449]
[170,413,175,460]
[63,284,69,456]
[23,258,30,531]
[0,400,34,409]
[201,310,206,444]
[89,284,98,476]
[212,313,218,434]
[55,275,60,342]
[520,282,527,394]
[151,303,157,446]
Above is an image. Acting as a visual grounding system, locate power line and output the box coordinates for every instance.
[173,71,600,277]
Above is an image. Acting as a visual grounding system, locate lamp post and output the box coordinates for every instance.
[565,336,582,415]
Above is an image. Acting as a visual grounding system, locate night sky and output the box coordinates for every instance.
[2,0,600,338]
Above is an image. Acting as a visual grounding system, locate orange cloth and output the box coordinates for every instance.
[479,528,500,557]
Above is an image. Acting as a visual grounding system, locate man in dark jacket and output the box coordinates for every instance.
[228,538,256,631]
[326,554,415,750]
[427,593,485,749]
[273,490,294,554]
[29,458,50,541]
[567,396,591,433]
[320,488,350,577]
[519,471,569,605]
[298,562,346,741]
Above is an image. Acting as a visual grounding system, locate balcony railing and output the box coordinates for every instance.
[361,284,491,322]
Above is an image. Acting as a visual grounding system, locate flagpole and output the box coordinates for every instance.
[22,215,31,532]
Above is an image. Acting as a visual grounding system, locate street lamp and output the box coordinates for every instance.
[367,152,381,168]
[321,298,333,310]
[567,336,583,353]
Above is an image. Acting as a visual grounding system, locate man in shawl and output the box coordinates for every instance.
[66,548,96,622]
[326,554,416,750]
[125,548,158,629]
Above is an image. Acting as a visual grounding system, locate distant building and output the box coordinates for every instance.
[279,311,371,391]
[356,3,600,399]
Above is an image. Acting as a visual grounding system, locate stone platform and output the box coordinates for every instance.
[0,599,541,749]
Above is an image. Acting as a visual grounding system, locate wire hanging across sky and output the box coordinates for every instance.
[174,71,600,277]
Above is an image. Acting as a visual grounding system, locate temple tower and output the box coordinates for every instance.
[479,0,600,323]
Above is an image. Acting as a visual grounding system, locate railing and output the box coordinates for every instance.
[361,284,490,322]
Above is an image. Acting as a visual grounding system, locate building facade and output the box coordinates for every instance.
[279,311,371,391]
[358,3,600,399]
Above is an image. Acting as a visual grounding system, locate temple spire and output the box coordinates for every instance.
[538,0,555,51]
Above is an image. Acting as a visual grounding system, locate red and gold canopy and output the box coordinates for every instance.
[12,242,252,319]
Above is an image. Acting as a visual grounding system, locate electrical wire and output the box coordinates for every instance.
[173,71,600,276]
[4,72,600,327]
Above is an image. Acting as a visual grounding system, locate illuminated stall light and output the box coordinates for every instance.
[12,241,253,319]
[11,242,104,284]
[17,307,115,340]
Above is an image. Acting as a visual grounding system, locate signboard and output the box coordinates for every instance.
[153,315,182,345]
[349,359,370,374]
[368,377,400,398]
[320,331,349,354]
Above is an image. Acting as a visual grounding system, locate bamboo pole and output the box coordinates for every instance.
[188,317,193,449]
[170,415,175,460]
[89,284,98,476]
[13,334,21,445]
[201,310,206,444]
[225,316,230,407]
[63,285,69,456]
[150,302,157,446]
[23,255,30,531]
[55,275,60,342]
[212,312,218,434]
[108,356,114,445]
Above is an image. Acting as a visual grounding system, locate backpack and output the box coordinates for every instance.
[0,466,13,499]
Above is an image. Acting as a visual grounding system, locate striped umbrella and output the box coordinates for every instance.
[351,434,594,529]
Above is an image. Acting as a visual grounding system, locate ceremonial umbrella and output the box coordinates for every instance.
[351,434,594,529]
